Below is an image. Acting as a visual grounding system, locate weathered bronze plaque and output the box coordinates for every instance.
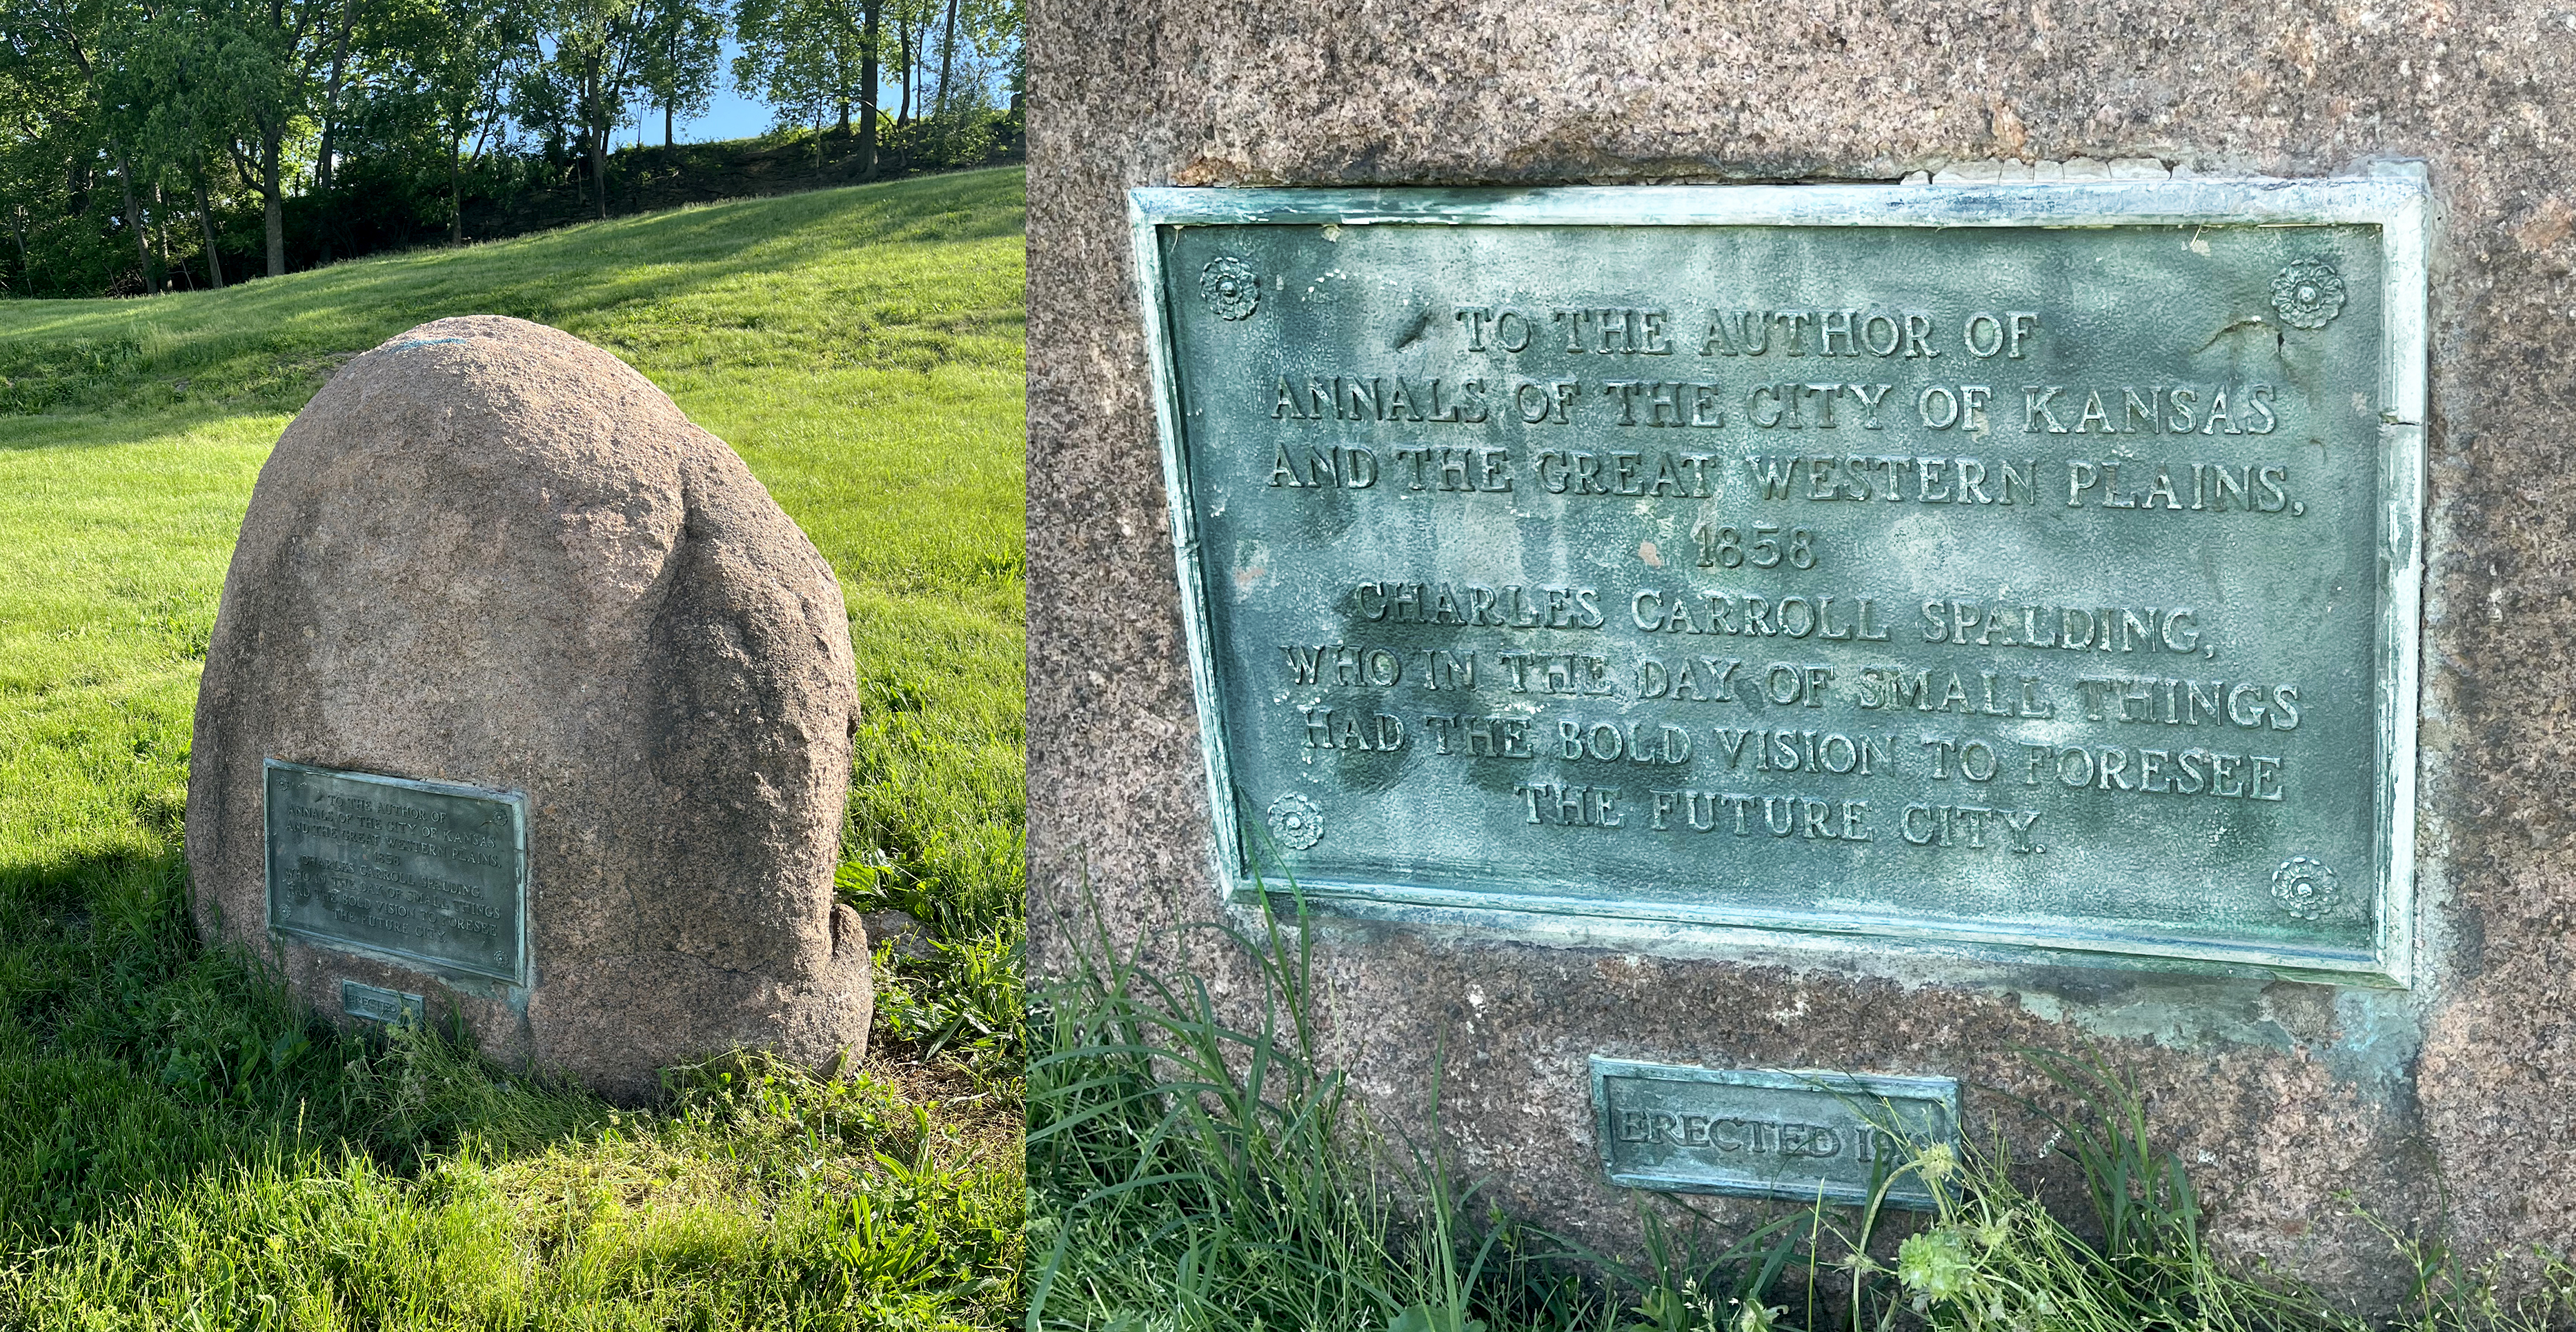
[1592,1058,1959,1209]
[1136,177,2426,981]
[339,979,427,1026]
[265,760,527,984]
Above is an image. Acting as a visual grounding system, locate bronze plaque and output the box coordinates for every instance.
[264,760,526,984]
[1592,1058,1959,1209]
[1135,177,2427,981]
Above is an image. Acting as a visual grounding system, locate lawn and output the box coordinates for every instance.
[0,167,1027,1327]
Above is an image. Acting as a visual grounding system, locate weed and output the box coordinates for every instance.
[1029,895,2576,1332]
[1029,889,1412,1329]
[873,920,1027,1082]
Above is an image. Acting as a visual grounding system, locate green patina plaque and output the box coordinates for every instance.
[1591,1058,1959,1209]
[1135,177,2427,982]
[338,979,428,1026]
[266,759,527,984]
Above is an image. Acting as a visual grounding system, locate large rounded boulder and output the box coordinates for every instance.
[188,315,870,1102]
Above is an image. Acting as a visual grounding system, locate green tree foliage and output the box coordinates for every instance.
[429,0,529,243]
[737,0,1020,174]
[305,1,536,266]
[920,0,1016,163]
[527,0,648,220]
[99,8,249,288]
[0,0,1020,296]
[0,0,139,295]
[930,0,1015,116]
[636,0,722,148]
[732,0,875,137]
[208,0,336,277]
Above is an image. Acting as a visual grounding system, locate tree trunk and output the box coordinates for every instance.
[118,148,154,294]
[449,142,464,246]
[664,101,674,149]
[193,171,224,289]
[896,24,911,127]
[314,0,359,195]
[859,0,882,179]
[154,182,176,288]
[264,130,286,276]
[587,62,610,220]
[311,0,361,264]
[933,0,958,119]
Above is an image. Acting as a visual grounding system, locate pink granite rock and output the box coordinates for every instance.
[189,315,869,1102]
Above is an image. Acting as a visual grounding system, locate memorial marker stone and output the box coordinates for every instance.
[1032,0,2576,1295]
[190,315,872,1102]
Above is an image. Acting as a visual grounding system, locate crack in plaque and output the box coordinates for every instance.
[2197,316,2271,352]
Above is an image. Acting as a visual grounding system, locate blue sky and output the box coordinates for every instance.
[615,39,972,148]
[617,41,776,146]
[509,32,779,146]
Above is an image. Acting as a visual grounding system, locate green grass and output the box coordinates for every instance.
[0,168,1026,1326]
[1028,897,2576,1332]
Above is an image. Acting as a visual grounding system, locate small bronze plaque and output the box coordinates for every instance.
[265,760,526,983]
[339,979,427,1026]
[1135,177,2427,982]
[1592,1057,1959,1209]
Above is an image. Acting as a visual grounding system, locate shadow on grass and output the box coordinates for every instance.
[0,843,616,1252]
[0,399,283,459]
[0,168,1027,425]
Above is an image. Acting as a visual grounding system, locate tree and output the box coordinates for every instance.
[853,0,876,173]
[308,0,356,199]
[731,0,870,140]
[0,21,75,292]
[1,0,155,290]
[528,0,648,219]
[929,0,951,119]
[635,0,719,149]
[919,0,1015,161]
[889,0,908,126]
[205,0,335,277]
[0,0,1005,297]
[99,5,247,289]
[384,0,525,243]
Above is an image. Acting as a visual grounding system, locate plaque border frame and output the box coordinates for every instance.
[1589,1057,1961,1210]
[1130,172,2428,986]
[263,758,532,986]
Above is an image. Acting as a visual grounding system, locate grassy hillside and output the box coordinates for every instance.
[0,168,1025,1326]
